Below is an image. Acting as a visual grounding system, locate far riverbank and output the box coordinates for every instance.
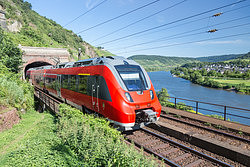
[148,71,250,125]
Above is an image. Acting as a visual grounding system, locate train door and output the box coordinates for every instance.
[56,75,62,97]
[90,76,100,112]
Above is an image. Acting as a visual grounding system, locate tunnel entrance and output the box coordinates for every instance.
[24,61,52,78]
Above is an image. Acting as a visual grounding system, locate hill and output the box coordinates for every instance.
[196,54,244,62]
[0,0,114,60]
[128,55,199,71]
[128,53,249,72]
[238,52,250,59]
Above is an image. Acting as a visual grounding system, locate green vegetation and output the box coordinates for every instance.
[0,63,34,111]
[0,104,158,166]
[58,104,157,166]
[196,53,243,62]
[94,47,117,57]
[0,111,75,166]
[128,53,247,72]
[171,54,250,94]
[0,0,114,60]
[157,88,194,112]
[128,55,199,71]
[0,28,22,73]
[211,79,250,87]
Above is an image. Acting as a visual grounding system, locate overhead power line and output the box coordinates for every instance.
[76,0,160,34]
[91,0,188,42]
[114,32,250,55]
[129,4,250,40]
[97,0,247,46]
[63,0,108,27]
[110,16,250,51]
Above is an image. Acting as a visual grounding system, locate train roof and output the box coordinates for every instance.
[74,56,138,67]
[28,56,139,71]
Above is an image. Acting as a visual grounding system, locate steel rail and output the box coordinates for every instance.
[125,137,180,167]
[141,128,233,167]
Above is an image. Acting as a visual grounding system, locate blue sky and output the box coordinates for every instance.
[25,0,250,58]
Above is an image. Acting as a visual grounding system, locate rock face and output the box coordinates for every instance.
[84,42,98,58]
[0,5,7,30]
[0,106,20,132]
[7,19,22,32]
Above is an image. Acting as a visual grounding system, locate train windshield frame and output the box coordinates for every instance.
[115,65,148,91]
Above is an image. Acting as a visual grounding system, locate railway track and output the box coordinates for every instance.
[34,88,249,166]
[160,114,250,144]
[146,114,250,166]
[125,128,232,167]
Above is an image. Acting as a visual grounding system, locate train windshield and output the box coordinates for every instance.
[115,65,148,91]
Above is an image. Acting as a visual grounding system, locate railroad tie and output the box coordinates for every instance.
[137,136,151,142]
[143,139,159,146]
[161,148,178,156]
[185,159,204,167]
[172,153,191,162]
[152,143,170,151]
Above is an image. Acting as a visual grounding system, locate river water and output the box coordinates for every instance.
[148,71,250,125]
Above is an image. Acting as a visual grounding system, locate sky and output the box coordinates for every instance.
[25,0,250,58]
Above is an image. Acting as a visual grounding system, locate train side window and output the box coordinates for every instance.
[69,75,76,91]
[78,75,88,94]
[98,76,112,102]
[62,75,68,89]
[51,78,56,90]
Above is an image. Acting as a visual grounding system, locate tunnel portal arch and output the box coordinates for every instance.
[23,57,55,79]
[20,46,70,79]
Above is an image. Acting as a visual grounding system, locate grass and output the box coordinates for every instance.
[0,111,79,166]
[0,105,159,167]
[211,78,250,86]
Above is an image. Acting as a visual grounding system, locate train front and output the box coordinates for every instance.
[104,57,161,131]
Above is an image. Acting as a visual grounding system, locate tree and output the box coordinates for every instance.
[201,68,207,76]
[208,70,217,77]
[0,28,22,73]
[158,88,170,103]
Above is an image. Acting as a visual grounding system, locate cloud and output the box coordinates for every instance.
[196,39,242,45]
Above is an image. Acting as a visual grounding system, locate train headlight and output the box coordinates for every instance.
[125,92,134,102]
[150,90,154,100]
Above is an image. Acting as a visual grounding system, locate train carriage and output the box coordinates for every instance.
[28,56,161,130]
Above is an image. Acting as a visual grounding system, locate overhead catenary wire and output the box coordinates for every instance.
[109,15,250,50]
[76,0,160,34]
[126,4,250,41]
[91,0,188,42]
[96,0,247,46]
[113,32,250,55]
[63,0,108,28]
[111,23,250,52]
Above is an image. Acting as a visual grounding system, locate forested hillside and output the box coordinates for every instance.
[196,54,244,62]
[128,55,199,71]
[0,0,114,60]
[129,53,248,72]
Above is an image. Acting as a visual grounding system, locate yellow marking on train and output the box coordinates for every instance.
[78,73,90,75]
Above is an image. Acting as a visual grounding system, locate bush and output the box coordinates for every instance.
[57,104,158,166]
[0,28,22,73]
[0,63,34,111]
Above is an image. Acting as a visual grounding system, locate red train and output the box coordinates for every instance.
[27,56,161,130]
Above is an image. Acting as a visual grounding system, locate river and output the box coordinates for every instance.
[148,71,250,125]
